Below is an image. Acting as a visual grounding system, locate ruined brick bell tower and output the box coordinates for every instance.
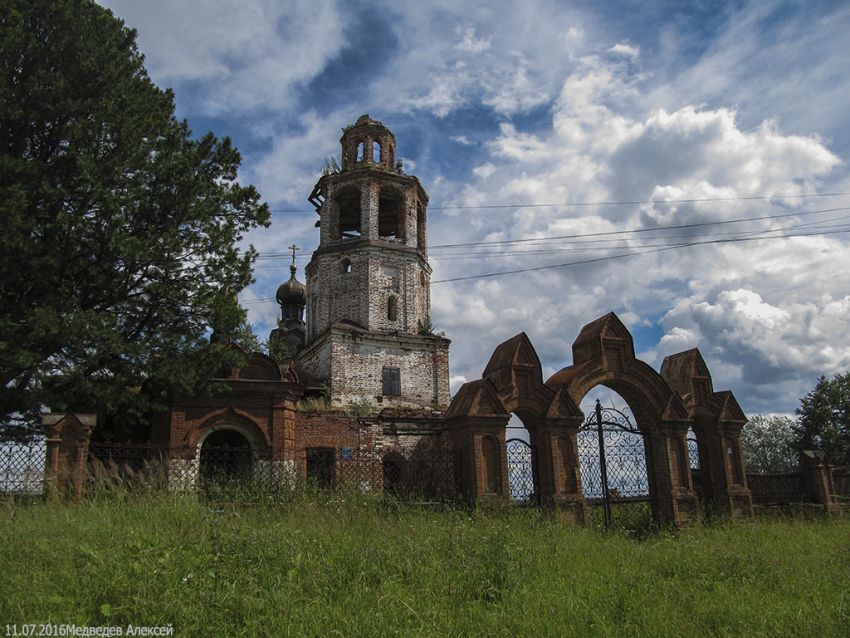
[296,115,451,410]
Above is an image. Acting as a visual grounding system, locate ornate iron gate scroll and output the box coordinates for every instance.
[579,400,651,531]
[506,438,538,504]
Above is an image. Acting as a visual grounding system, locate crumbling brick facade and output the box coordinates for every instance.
[300,115,448,411]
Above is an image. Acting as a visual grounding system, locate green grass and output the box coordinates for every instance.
[1,493,848,637]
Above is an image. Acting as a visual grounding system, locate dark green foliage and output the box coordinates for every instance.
[795,373,850,467]
[740,415,798,472]
[0,0,269,436]
[266,326,288,362]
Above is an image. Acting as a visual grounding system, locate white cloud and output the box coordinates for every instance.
[427,49,849,413]
[101,0,345,114]
[454,26,491,53]
[608,42,639,58]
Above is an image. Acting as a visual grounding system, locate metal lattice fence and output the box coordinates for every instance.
[0,439,46,495]
[579,400,653,531]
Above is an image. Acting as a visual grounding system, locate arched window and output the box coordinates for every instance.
[340,258,352,274]
[387,295,398,321]
[356,141,364,162]
[373,140,381,163]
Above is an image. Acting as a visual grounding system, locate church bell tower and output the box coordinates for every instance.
[296,115,450,410]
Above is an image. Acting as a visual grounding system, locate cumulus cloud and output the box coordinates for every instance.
[427,49,849,413]
[102,0,850,416]
[101,0,345,114]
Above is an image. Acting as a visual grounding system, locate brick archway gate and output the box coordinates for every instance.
[447,312,753,527]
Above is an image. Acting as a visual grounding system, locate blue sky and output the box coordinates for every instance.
[101,0,850,415]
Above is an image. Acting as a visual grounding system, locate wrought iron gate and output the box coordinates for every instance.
[578,399,652,531]
[506,438,537,504]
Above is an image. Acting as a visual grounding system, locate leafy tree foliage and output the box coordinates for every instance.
[740,415,798,473]
[795,373,850,467]
[0,0,269,436]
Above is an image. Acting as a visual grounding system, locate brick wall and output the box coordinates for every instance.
[306,243,431,337]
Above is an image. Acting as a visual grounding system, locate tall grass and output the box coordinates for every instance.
[1,492,848,637]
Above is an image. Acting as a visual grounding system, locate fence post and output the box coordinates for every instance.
[799,450,837,512]
[42,413,95,502]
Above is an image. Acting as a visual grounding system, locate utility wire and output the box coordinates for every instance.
[266,191,850,214]
[430,227,850,284]
[241,225,850,301]
[253,205,850,259]
[429,206,850,249]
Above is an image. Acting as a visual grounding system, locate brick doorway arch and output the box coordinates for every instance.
[199,428,253,485]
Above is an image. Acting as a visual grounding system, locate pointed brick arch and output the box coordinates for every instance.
[186,408,271,455]
[544,312,699,525]
[548,313,683,428]
[449,334,587,521]
[447,312,753,526]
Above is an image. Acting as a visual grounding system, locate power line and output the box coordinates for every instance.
[430,227,850,284]
[429,206,850,249]
[240,226,850,301]
[253,205,850,259]
[266,191,850,214]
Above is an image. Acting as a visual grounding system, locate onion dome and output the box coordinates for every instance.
[276,263,306,308]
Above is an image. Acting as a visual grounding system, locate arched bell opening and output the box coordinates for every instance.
[336,185,362,240]
[378,187,404,242]
[577,387,653,531]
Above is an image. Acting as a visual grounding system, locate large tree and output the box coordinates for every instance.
[795,373,850,468]
[740,415,798,473]
[0,0,269,437]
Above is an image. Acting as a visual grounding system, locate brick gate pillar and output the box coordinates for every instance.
[799,450,837,512]
[648,423,700,526]
[717,422,754,517]
[445,379,511,502]
[526,418,586,524]
[42,413,96,502]
[694,422,753,518]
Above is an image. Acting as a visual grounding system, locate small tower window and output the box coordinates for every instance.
[356,141,365,162]
[387,295,398,322]
[382,367,400,396]
[373,140,381,163]
[341,258,352,274]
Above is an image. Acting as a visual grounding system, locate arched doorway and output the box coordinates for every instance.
[200,429,253,486]
[578,388,652,531]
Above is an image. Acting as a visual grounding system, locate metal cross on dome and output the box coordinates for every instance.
[288,244,298,268]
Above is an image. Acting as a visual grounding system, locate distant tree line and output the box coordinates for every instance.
[742,372,850,471]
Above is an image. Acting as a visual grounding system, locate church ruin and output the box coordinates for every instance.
[146,115,764,526]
